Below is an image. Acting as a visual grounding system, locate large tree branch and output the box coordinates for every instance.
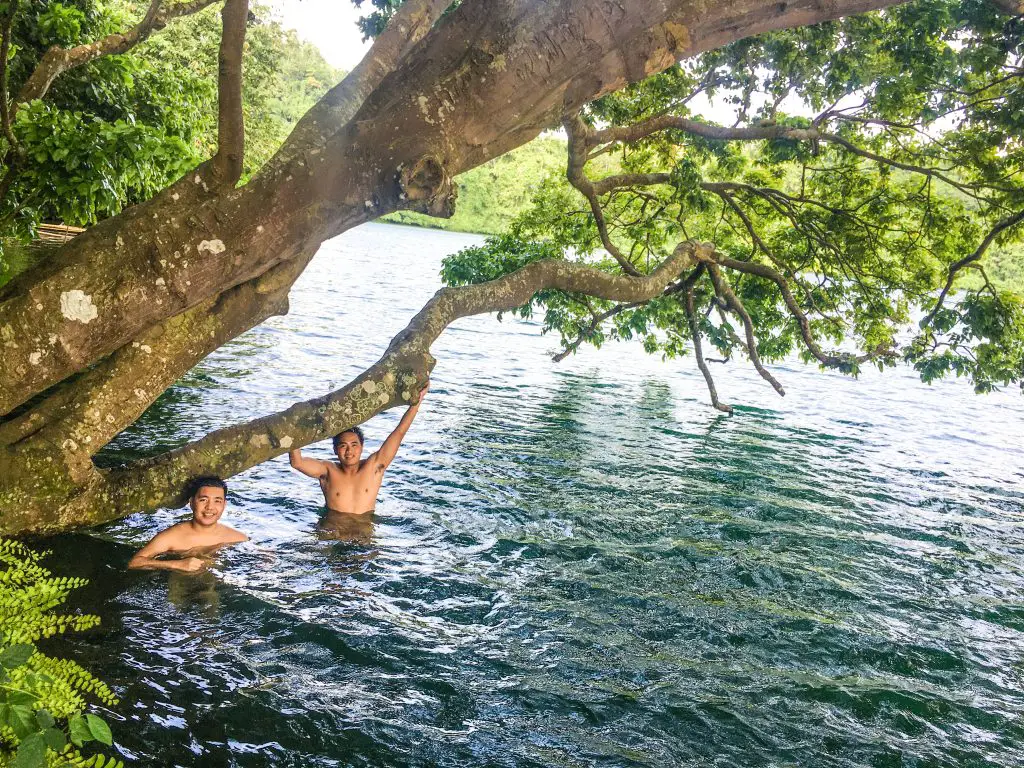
[15,0,222,106]
[209,0,247,188]
[0,0,916,419]
[0,256,307,456]
[276,0,455,162]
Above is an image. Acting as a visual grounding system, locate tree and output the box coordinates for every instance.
[0,0,341,265]
[0,0,1020,536]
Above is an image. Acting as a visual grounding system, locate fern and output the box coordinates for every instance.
[0,539,123,768]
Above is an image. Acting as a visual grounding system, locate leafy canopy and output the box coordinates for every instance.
[0,0,342,283]
[443,0,1024,401]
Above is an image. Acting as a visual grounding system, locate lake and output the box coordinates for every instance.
[43,222,1024,767]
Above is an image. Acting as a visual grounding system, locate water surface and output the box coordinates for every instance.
[45,223,1024,767]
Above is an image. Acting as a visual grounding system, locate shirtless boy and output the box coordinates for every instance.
[128,476,248,573]
[288,381,429,515]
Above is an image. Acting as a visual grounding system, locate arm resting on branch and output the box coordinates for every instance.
[375,381,428,468]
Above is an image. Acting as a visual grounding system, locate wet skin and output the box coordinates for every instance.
[289,381,429,516]
[128,485,248,573]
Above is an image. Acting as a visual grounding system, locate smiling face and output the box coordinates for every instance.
[334,431,364,467]
[190,485,227,527]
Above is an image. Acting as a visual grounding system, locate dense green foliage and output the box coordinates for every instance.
[0,0,341,283]
[442,0,1024,398]
[385,138,566,235]
[0,539,119,768]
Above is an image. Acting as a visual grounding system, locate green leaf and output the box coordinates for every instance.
[34,709,55,729]
[7,703,37,739]
[12,732,47,768]
[0,643,35,669]
[86,713,113,746]
[42,726,66,751]
[69,714,93,747]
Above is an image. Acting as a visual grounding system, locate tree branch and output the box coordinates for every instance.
[0,256,306,455]
[703,261,786,396]
[210,0,248,187]
[588,115,1004,201]
[0,2,17,150]
[89,243,708,522]
[274,0,455,162]
[685,284,732,413]
[14,0,220,107]
[922,209,1024,327]
[565,112,642,276]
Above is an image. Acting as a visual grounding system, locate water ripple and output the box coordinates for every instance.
[42,223,1024,767]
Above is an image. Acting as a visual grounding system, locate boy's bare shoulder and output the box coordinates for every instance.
[217,524,248,543]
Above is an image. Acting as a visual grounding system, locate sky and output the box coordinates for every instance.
[270,0,372,72]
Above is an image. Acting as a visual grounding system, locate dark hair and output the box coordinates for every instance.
[332,427,365,450]
[187,475,227,501]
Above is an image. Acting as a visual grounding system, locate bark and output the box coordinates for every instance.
[0,0,911,416]
[0,0,916,535]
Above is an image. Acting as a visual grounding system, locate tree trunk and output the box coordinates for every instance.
[0,0,911,536]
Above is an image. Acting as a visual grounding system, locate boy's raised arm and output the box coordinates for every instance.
[375,380,429,469]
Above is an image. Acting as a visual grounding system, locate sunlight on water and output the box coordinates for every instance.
[43,223,1024,767]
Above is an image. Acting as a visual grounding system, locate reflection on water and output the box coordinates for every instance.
[37,223,1024,767]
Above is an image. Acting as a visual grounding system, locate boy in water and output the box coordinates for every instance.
[288,381,429,515]
[128,476,248,573]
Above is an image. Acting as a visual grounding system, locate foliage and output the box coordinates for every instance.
[442,0,1024,399]
[0,539,120,768]
[0,0,341,284]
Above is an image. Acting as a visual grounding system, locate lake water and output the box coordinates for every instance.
[43,223,1024,767]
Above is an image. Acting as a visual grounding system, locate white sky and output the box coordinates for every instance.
[270,0,372,71]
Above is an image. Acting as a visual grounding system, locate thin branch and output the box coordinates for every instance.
[704,262,785,397]
[588,114,1008,201]
[922,209,1024,327]
[211,0,248,187]
[0,2,17,150]
[564,112,642,276]
[14,0,220,107]
[685,285,732,413]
